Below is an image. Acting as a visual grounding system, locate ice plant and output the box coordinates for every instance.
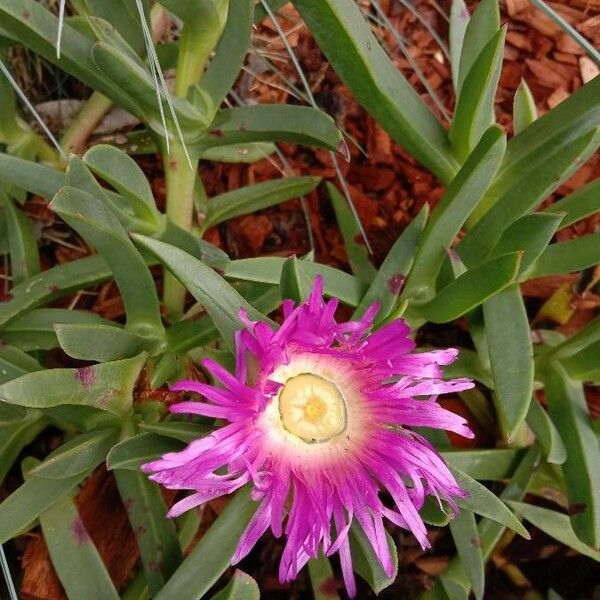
[143,277,474,595]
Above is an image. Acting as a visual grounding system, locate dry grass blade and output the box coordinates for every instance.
[394,0,450,59]
[0,544,18,600]
[134,0,193,169]
[0,58,66,159]
[368,0,451,123]
[528,0,600,66]
[56,0,66,59]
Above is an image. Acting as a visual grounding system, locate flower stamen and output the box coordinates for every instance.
[279,373,347,443]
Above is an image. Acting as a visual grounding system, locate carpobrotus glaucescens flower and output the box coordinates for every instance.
[143,277,474,595]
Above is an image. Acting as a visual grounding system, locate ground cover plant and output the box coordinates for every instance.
[0,0,599,598]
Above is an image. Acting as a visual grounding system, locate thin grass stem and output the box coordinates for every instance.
[0,58,66,160]
[0,544,17,600]
[528,0,600,66]
[368,1,451,123]
[56,0,66,59]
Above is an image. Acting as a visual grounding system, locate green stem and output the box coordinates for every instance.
[59,91,113,155]
[162,142,199,319]
[174,26,213,98]
[162,6,226,320]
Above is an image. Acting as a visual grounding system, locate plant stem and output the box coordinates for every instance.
[59,91,113,155]
[162,4,227,320]
[163,142,199,319]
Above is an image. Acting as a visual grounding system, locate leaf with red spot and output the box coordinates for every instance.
[0,353,147,415]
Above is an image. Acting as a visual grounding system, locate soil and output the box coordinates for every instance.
[2,1,599,598]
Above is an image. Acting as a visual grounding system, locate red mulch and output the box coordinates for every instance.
[4,1,599,598]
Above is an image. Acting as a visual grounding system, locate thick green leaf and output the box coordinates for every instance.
[0,0,147,120]
[224,257,365,307]
[0,462,90,543]
[352,206,427,320]
[549,314,600,360]
[508,501,600,561]
[292,0,457,182]
[90,41,208,139]
[115,469,182,594]
[542,361,600,547]
[83,144,160,227]
[526,399,567,465]
[132,235,273,350]
[44,405,120,433]
[461,129,599,261]
[40,490,120,600]
[401,126,506,304]
[102,131,275,163]
[416,251,520,323]
[508,71,600,161]
[469,76,600,225]
[107,432,188,471]
[65,155,152,234]
[2,308,111,351]
[421,496,451,527]
[159,218,230,270]
[562,340,600,381]
[0,254,111,329]
[450,28,505,161]
[328,182,376,285]
[0,345,42,384]
[451,467,529,538]
[155,486,257,600]
[203,177,320,231]
[449,0,469,92]
[456,0,500,92]
[141,421,214,443]
[513,79,537,135]
[200,142,276,163]
[308,554,340,600]
[66,14,143,65]
[160,0,225,23]
[1,193,40,284]
[71,0,147,54]
[441,449,522,481]
[196,105,342,152]
[492,212,564,277]
[30,428,118,479]
[200,0,253,108]
[349,521,397,594]
[56,323,159,361]
[528,232,600,277]
[441,447,540,598]
[166,282,281,355]
[447,510,484,600]
[51,186,164,338]
[210,570,260,600]
[483,285,533,441]
[0,408,45,483]
[0,353,146,415]
[544,179,600,230]
[280,255,312,303]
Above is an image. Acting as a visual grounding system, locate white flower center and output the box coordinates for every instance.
[278,373,347,443]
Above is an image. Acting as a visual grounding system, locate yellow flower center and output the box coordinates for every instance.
[278,373,347,443]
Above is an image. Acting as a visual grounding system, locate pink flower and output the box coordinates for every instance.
[143,277,474,595]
